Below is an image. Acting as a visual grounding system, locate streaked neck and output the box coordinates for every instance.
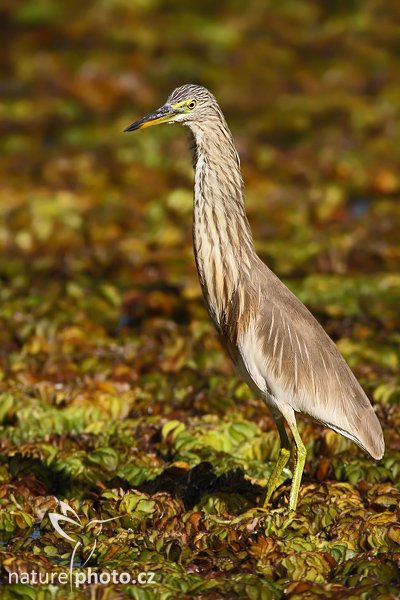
[188,118,256,325]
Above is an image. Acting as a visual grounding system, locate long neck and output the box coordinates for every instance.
[189,117,256,326]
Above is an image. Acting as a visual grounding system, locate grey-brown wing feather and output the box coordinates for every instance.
[244,264,384,459]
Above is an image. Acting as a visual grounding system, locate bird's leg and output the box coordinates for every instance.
[280,406,307,511]
[261,417,291,508]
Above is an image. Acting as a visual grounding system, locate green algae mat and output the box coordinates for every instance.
[1,1,399,598]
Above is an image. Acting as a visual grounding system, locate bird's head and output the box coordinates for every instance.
[124,84,218,132]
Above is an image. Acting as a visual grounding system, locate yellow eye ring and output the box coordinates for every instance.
[187,100,197,110]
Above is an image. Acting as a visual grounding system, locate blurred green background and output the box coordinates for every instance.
[1,1,400,599]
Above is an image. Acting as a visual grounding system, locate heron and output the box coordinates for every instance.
[125,84,385,510]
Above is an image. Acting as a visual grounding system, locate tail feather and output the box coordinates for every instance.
[328,403,385,459]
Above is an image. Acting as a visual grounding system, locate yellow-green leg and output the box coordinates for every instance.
[282,406,307,511]
[261,417,291,508]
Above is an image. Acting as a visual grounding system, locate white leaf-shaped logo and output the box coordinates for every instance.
[49,498,123,587]
[49,502,82,543]
[59,500,81,521]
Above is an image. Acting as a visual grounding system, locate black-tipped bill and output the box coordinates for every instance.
[124,104,179,132]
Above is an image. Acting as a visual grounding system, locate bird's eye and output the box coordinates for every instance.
[187,100,197,110]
